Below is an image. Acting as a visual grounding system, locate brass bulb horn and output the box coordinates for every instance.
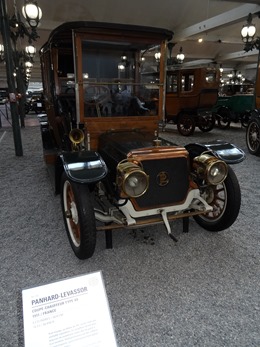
[69,128,85,150]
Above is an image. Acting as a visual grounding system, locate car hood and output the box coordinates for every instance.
[98,130,157,164]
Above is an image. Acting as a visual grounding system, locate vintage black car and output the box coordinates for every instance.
[39,22,245,259]
[246,109,260,155]
[246,70,260,156]
[25,91,45,114]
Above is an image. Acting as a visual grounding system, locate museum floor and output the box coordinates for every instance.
[0,117,259,347]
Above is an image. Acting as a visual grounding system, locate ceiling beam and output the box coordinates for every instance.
[181,59,214,67]
[174,4,260,41]
[217,49,259,61]
[237,63,257,70]
[217,0,260,4]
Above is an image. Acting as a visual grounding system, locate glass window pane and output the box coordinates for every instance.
[181,73,194,92]
[206,72,216,83]
[166,73,178,93]
[81,40,160,117]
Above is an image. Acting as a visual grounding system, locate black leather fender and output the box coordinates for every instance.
[185,140,245,164]
[249,108,260,120]
[58,151,108,184]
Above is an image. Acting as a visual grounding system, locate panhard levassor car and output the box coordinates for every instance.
[39,21,245,259]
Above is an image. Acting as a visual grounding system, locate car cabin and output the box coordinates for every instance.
[39,22,173,163]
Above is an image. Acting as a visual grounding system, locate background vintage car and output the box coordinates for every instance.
[212,91,254,129]
[25,91,45,114]
[246,66,260,156]
[0,88,8,105]
[246,109,260,156]
[164,67,219,136]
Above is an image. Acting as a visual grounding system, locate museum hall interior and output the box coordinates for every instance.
[0,1,259,346]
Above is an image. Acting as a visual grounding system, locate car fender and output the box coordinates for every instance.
[185,140,245,164]
[215,105,230,116]
[249,108,260,120]
[55,151,108,192]
[61,151,108,183]
[217,105,230,111]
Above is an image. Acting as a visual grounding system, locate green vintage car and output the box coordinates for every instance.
[212,87,254,129]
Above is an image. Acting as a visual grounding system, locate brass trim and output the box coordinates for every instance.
[128,146,189,161]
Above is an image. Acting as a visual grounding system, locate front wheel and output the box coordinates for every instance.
[177,114,195,136]
[240,111,251,128]
[246,117,260,156]
[61,173,96,259]
[194,167,241,231]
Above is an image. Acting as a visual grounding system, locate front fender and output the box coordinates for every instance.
[60,151,108,183]
[249,108,260,120]
[185,140,245,164]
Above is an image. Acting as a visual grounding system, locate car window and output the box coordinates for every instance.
[166,73,178,93]
[180,72,194,92]
[80,40,160,117]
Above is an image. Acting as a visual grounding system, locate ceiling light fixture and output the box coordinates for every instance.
[0,0,43,156]
[166,43,185,66]
[25,44,36,58]
[227,70,245,85]
[176,47,185,64]
[22,0,42,28]
[0,43,4,61]
[241,13,260,51]
[154,52,161,63]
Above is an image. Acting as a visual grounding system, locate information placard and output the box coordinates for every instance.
[22,271,117,347]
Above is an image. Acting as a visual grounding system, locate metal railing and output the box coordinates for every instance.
[0,103,12,128]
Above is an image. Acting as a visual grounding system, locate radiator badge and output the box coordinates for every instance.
[156,171,170,186]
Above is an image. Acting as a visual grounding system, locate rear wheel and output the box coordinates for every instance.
[61,173,96,259]
[25,103,30,114]
[198,112,215,132]
[194,167,241,231]
[217,107,231,129]
[246,117,260,156]
[177,114,195,136]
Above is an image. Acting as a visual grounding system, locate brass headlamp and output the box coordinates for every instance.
[116,160,149,198]
[193,153,228,185]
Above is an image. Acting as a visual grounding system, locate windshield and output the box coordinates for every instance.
[76,39,162,118]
